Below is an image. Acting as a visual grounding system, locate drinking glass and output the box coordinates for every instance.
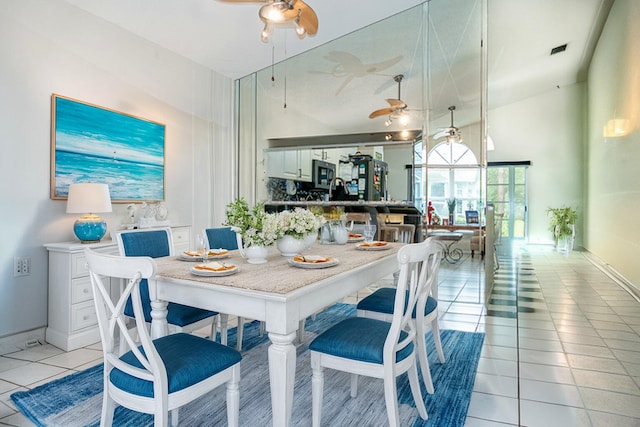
[195,234,208,262]
[363,225,377,243]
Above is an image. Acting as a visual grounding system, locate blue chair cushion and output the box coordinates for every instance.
[120,230,171,258]
[309,317,413,364]
[124,279,218,325]
[356,287,437,319]
[205,227,239,250]
[111,333,242,397]
[121,231,218,325]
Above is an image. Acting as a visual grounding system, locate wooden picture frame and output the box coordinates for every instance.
[51,94,165,202]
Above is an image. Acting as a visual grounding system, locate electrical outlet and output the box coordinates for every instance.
[13,256,30,276]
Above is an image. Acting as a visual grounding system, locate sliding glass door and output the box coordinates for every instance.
[487,164,528,240]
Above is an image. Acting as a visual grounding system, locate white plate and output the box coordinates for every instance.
[288,255,339,269]
[191,263,238,276]
[179,252,203,261]
[178,250,230,261]
[355,241,391,251]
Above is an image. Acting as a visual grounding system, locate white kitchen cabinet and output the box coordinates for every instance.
[266,149,312,182]
[313,147,354,164]
[44,225,192,351]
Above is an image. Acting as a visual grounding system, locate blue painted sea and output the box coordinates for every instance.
[55,150,164,200]
[53,96,165,201]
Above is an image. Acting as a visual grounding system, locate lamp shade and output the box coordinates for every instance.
[66,183,112,243]
[66,183,112,214]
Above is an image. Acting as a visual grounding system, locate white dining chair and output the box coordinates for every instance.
[309,241,432,427]
[85,248,242,427]
[356,237,444,394]
[113,228,224,345]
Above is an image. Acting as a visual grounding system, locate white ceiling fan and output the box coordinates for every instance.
[433,106,462,143]
[219,0,318,42]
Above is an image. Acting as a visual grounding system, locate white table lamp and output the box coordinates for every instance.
[66,183,112,243]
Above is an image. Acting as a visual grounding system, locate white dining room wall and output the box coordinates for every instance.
[584,0,640,292]
[0,0,234,345]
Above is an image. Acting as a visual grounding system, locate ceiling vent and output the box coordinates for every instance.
[550,44,568,55]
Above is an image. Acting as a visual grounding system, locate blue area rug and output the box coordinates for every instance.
[12,303,484,426]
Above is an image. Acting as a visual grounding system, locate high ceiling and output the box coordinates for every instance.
[63,0,612,126]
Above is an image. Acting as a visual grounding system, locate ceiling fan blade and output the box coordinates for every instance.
[296,0,318,36]
[385,99,406,109]
[369,108,394,119]
[433,130,451,140]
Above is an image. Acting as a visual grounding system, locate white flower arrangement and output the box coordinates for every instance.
[224,198,280,247]
[276,208,324,239]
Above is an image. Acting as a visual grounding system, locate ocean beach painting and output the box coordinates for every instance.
[51,94,165,202]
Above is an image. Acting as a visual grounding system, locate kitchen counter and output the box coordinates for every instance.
[265,200,417,208]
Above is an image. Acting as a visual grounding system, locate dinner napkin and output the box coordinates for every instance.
[183,251,201,257]
[360,241,387,247]
[194,261,234,271]
[208,248,228,255]
[293,255,331,263]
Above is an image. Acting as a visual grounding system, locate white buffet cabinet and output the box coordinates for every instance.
[44,225,191,351]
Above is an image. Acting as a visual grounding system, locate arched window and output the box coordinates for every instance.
[426,142,481,224]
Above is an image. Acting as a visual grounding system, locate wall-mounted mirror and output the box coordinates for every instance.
[237,0,485,213]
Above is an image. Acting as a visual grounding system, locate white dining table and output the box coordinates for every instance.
[148,241,401,427]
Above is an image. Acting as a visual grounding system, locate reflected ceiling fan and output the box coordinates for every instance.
[433,106,462,144]
[220,0,318,42]
[310,52,403,95]
[369,74,409,126]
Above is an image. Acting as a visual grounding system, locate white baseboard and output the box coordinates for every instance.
[0,328,46,356]
[584,251,640,302]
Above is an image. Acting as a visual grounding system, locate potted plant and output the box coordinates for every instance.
[547,206,577,252]
[275,208,323,255]
[224,198,279,264]
[447,198,457,225]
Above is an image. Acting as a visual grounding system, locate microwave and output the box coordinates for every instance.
[312,159,336,190]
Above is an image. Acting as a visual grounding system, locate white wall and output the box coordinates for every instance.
[0,0,234,339]
[488,83,585,245]
[586,0,640,290]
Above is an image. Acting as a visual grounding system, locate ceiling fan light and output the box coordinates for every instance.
[259,2,289,23]
[384,118,392,127]
[399,114,409,126]
[260,24,273,43]
[295,23,306,38]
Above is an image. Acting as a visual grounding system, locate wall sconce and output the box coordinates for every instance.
[603,118,631,138]
[66,183,112,243]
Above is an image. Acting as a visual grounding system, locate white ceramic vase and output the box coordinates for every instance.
[276,235,307,256]
[236,233,269,264]
[303,232,317,249]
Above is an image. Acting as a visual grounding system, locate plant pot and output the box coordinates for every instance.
[303,232,317,249]
[243,246,269,264]
[236,232,269,264]
[276,235,306,256]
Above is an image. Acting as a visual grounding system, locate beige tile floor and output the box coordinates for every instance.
[0,242,639,426]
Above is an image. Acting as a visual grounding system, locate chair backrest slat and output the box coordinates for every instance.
[384,238,442,362]
[85,248,164,385]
